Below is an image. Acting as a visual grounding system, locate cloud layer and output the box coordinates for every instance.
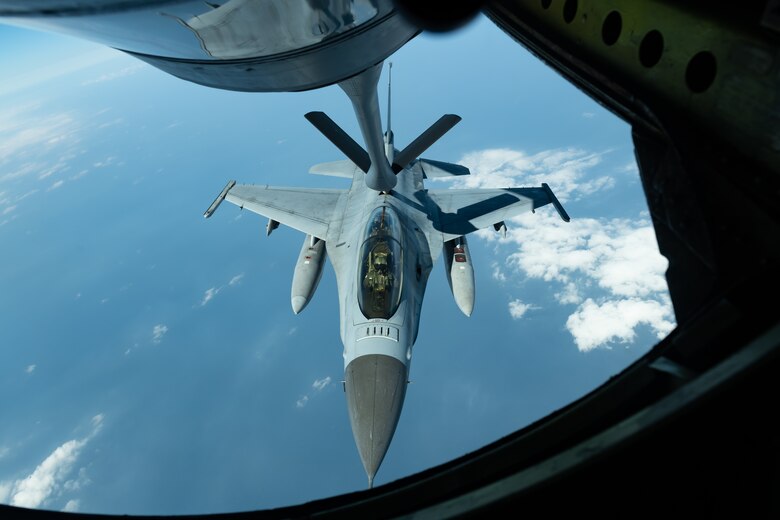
[0,104,90,226]
[0,414,103,511]
[151,324,169,344]
[452,147,614,200]
[450,148,674,351]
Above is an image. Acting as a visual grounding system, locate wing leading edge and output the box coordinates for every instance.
[205,181,344,239]
[427,183,569,241]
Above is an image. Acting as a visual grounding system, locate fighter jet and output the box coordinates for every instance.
[204,61,570,487]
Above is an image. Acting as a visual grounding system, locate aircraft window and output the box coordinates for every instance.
[358,207,403,319]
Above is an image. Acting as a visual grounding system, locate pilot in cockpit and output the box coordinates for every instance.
[364,245,392,293]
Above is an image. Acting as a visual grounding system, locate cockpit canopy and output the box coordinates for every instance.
[358,206,403,319]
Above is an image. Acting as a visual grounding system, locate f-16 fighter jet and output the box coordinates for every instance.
[205,62,569,487]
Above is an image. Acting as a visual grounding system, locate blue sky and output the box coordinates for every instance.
[0,14,673,515]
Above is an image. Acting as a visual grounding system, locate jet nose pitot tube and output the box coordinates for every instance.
[344,353,408,487]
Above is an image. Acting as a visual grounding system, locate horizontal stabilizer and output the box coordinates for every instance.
[392,114,461,173]
[304,111,371,173]
[413,158,470,178]
[309,159,362,178]
[427,185,569,241]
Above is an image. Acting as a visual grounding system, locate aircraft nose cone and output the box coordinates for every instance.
[291,296,306,314]
[345,354,408,487]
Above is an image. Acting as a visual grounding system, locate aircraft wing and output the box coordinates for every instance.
[205,182,344,239]
[426,183,569,239]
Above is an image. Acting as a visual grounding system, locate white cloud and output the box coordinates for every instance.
[459,147,675,352]
[0,414,103,509]
[81,64,145,86]
[620,161,639,174]
[590,226,669,297]
[152,324,168,344]
[0,104,92,221]
[296,377,332,408]
[199,273,245,306]
[449,147,612,202]
[0,163,40,183]
[0,110,81,172]
[496,213,674,351]
[200,287,221,307]
[91,414,104,429]
[11,438,84,506]
[63,467,91,493]
[0,215,18,227]
[47,180,65,191]
[98,118,124,129]
[0,47,121,97]
[508,300,535,319]
[577,175,615,195]
[0,481,11,502]
[312,377,332,392]
[0,446,9,460]
[567,298,675,352]
[491,261,507,283]
[92,156,117,168]
[555,282,582,305]
[62,499,80,512]
[26,364,36,374]
[582,112,596,119]
[16,190,39,203]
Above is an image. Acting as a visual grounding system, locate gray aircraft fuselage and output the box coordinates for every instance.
[326,149,435,487]
[205,61,569,487]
